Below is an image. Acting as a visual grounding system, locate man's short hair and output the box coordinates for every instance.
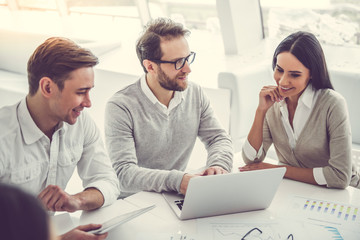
[136,17,190,73]
[27,37,99,96]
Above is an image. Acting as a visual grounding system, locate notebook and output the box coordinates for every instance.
[163,168,286,220]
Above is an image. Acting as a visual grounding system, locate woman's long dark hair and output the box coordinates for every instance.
[272,31,334,90]
[0,184,50,240]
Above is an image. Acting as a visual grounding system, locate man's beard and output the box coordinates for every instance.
[158,67,188,91]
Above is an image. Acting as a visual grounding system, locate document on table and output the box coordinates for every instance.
[195,196,360,240]
[283,196,360,227]
[281,195,360,240]
[197,219,303,240]
[136,233,197,240]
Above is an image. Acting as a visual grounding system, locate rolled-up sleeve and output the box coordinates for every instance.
[242,139,264,162]
[242,116,272,164]
[77,113,120,207]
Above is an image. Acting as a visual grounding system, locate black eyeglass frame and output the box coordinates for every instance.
[241,227,294,240]
[149,51,196,70]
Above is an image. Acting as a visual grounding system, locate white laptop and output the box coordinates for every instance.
[162,168,286,220]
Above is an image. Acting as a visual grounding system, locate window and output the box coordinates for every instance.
[66,0,140,19]
[148,0,224,54]
[148,0,218,30]
[63,0,143,41]
[18,0,57,10]
[260,0,360,47]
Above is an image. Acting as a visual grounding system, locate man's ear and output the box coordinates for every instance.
[39,77,54,98]
[143,59,156,73]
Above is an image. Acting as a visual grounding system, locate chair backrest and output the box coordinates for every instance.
[203,87,231,133]
[352,149,360,171]
[87,68,139,138]
[330,70,360,145]
[218,64,273,152]
[0,71,27,108]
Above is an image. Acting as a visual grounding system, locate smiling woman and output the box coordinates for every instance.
[240,31,360,190]
[273,52,311,104]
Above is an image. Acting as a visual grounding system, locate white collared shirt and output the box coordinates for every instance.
[243,84,326,184]
[278,84,319,149]
[0,99,119,206]
[141,75,184,115]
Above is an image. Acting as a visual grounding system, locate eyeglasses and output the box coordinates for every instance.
[242,227,294,240]
[150,52,196,70]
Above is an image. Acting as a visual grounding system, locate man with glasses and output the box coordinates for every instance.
[105,18,233,198]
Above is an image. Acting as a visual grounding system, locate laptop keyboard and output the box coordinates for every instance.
[175,200,184,210]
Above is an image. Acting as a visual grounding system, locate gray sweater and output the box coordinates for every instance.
[105,79,233,197]
[243,89,359,189]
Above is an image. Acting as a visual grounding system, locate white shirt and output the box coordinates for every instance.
[141,75,184,115]
[243,84,326,185]
[0,99,119,206]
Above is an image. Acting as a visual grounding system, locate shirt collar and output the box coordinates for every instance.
[279,84,316,110]
[18,98,45,145]
[18,98,67,145]
[298,84,316,109]
[140,74,185,106]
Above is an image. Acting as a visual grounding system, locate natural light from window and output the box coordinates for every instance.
[0,0,359,84]
[261,0,360,47]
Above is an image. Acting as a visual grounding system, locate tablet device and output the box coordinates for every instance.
[88,204,156,234]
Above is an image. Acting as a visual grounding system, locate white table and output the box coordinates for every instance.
[74,178,360,239]
[56,155,360,240]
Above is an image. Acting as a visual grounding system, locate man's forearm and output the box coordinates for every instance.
[74,187,105,211]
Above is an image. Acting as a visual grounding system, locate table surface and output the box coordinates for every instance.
[56,155,360,240]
